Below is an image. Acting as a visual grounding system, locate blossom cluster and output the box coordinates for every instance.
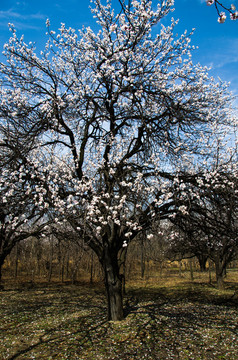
[206,0,238,22]
[0,0,236,256]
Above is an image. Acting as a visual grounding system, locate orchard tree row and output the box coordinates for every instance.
[3,231,237,286]
[0,0,237,321]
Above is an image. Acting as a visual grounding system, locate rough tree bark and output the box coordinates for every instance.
[214,258,226,290]
[100,246,124,321]
[0,257,4,284]
[0,248,12,285]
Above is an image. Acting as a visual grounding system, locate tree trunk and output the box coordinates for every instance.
[208,259,212,284]
[189,258,194,281]
[197,254,208,272]
[141,237,145,279]
[61,262,65,283]
[47,236,54,283]
[14,243,19,280]
[0,249,11,285]
[66,250,70,280]
[0,257,4,285]
[214,259,226,290]
[90,252,94,284]
[216,273,225,290]
[119,247,127,296]
[100,249,124,321]
[121,262,126,296]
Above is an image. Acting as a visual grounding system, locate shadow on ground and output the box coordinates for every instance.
[0,281,237,359]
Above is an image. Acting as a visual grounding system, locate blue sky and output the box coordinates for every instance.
[0,0,238,96]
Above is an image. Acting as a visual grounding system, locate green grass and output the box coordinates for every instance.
[0,272,237,359]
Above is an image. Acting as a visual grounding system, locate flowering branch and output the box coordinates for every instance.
[206,1,238,23]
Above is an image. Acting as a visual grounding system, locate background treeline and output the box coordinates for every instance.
[3,233,238,286]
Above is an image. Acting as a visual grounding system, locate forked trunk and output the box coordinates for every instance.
[101,249,124,321]
[197,254,208,272]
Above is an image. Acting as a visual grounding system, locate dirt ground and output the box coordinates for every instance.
[0,273,238,359]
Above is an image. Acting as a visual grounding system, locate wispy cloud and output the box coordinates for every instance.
[0,9,46,21]
[0,8,46,31]
[207,38,238,70]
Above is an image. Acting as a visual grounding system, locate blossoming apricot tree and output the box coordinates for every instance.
[0,0,236,319]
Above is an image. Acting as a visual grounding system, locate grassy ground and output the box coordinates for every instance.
[0,271,238,360]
